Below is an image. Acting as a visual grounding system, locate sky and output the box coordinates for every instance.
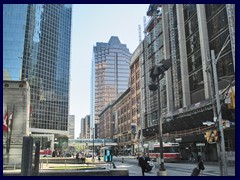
[69,4,150,138]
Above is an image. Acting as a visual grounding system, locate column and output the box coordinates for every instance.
[197,4,211,99]
[176,4,191,106]
[162,4,174,114]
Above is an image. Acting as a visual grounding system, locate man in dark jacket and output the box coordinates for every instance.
[191,156,205,176]
[139,153,148,176]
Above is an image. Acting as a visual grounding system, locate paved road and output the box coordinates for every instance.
[108,156,235,176]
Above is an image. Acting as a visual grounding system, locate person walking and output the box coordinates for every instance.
[191,156,205,176]
[139,153,148,176]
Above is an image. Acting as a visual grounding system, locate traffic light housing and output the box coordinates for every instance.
[205,130,221,143]
[222,120,226,129]
[205,131,214,143]
[213,130,221,143]
[228,90,235,109]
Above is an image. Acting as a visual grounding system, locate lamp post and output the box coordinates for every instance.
[148,59,171,176]
[156,75,166,175]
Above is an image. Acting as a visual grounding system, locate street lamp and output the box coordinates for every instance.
[148,58,171,176]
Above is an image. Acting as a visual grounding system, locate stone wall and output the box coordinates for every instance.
[3,80,30,165]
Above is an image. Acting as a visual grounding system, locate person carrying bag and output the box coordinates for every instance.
[191,156,205,176]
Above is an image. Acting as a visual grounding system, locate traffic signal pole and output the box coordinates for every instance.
[211,50,228,176]
[207,55,223,176]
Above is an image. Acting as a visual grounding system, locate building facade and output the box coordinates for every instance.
[80,115,90,139]
[91,36,131,138]
[129,45,142,153]
[141,4,235,162]
[99,88,132,155]
[97,4,235,162]
[68,115,75,139]
[3,80,30,165]
[3,4,72,141]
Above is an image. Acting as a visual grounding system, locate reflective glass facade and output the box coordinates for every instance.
[92,36,131,138]
[3,4,72,133]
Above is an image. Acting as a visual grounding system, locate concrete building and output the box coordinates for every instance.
[91,36,132,138]
[3,4,72,147]
[141,4,235,162]
[129,45,142,153]
[99,88,131,155]
[3,80,30,165]
[80,115,90,139]
[96,4,235,162]
[68,115,75,139]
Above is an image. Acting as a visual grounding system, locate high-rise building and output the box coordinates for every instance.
[68,115,75,139]
[3,5,72,138]
[91,36,131,138]
[80,115,90,139]
[141,4,235,162]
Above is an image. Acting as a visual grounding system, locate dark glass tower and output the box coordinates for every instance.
[3,4,72,133]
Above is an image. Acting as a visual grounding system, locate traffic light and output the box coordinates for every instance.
[222,120,226,129]
[213,130,221,143]
[228,91,235,109]
[205,130,221,143]
[205,131,214,143]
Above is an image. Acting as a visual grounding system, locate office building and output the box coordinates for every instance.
[141,4,235,162]
[3,4,72,141]
[91,36,131,138]
[68,115,75,139]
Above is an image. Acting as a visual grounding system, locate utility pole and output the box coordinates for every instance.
[211,50,228,176]
[207,57,223,176]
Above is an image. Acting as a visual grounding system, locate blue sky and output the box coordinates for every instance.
[69,4,150,138]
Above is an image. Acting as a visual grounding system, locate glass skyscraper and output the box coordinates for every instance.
[91,36,131,138]
[3,4,72,134]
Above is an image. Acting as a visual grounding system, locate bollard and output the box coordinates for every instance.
[33,140,40,176]
[21,136,33,176]
[122,157,124,163]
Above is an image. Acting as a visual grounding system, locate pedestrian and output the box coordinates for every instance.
[139,153,148,176]
[191,155,205,176]
[81,154,86,164]
[197,156,205,176]
[76,152,80,162]
[52,150,56,157]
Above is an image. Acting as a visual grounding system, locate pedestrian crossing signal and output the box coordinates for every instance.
[205,131,214,143]
[205,130,220,143]
[213,130,221,143]
[104,149,112,162]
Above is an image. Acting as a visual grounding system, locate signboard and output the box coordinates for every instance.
[149,142,154,150]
